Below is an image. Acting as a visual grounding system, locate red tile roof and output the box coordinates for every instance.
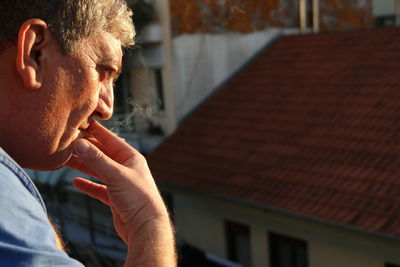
[148,27,400,238]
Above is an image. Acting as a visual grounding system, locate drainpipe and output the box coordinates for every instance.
[299,0,307,33]
[312,0,320,33]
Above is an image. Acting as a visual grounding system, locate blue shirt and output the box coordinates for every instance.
[0,148,83,266]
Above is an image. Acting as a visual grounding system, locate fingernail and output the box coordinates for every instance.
[75,140,90,155]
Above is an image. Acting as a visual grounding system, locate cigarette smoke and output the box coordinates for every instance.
[108,98,154,135]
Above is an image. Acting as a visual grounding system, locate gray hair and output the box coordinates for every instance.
[0,0,136,53]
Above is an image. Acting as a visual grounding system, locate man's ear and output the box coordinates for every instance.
[16,19,50,90]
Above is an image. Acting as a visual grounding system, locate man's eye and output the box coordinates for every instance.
[100,70,113,81]
[98,67,115,82]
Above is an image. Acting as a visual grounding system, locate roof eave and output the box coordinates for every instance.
[158,181,400,244]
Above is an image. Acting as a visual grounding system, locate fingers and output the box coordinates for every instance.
[66,155,99,179]
[88,120,133,153]
[86,120,143,166]
[72,178,110,206]
[72,138,124,184]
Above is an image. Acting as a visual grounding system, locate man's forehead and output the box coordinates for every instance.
[97,37,123,63]
[83,33,123,65]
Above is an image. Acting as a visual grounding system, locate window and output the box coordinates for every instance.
[269,232,308,267]
[149,68,165,113]
[114,70,132,116]
[111,70,136,132]
[373,0,400,27]
[225,220,251,267]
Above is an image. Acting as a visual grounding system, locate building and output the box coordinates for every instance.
[110,0,400,149]
[148,27,400,267]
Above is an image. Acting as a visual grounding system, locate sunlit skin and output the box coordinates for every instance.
[0,19,122,170]
[39,32,123,168]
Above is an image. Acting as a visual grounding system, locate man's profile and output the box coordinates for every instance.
[0,0,176,266]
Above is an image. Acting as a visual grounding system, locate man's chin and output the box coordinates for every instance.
[22,150,73,171]
[47,150,74,170]
[50,157,72,170]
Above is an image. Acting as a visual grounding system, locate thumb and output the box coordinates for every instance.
[73,139,122,184]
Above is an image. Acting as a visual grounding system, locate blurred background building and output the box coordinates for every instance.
[28,0,400,266]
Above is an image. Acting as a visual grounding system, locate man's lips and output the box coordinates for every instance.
[79,119,95,138]
[78,118,94,132]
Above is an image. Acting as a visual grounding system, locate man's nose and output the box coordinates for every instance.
[94,86,114,120]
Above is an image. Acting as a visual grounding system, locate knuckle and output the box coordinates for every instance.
[135,152,145,162]
[88,147,104,161]
[132,151,146,165]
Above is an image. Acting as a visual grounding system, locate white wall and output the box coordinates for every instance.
[174,194,226,256]
[310,241,381,267]
[172,28,282,121]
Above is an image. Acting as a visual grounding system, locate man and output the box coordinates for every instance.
[0,0,176,266]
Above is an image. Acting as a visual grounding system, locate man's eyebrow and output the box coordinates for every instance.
[99,57,120,68]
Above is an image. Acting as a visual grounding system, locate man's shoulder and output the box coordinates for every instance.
[0,147,50,244]
[0,148,84,266]
[0,147,46,210]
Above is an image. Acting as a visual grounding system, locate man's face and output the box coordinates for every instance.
[33,32,122,170]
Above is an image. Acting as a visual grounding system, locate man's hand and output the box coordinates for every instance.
[66,120,176,266]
